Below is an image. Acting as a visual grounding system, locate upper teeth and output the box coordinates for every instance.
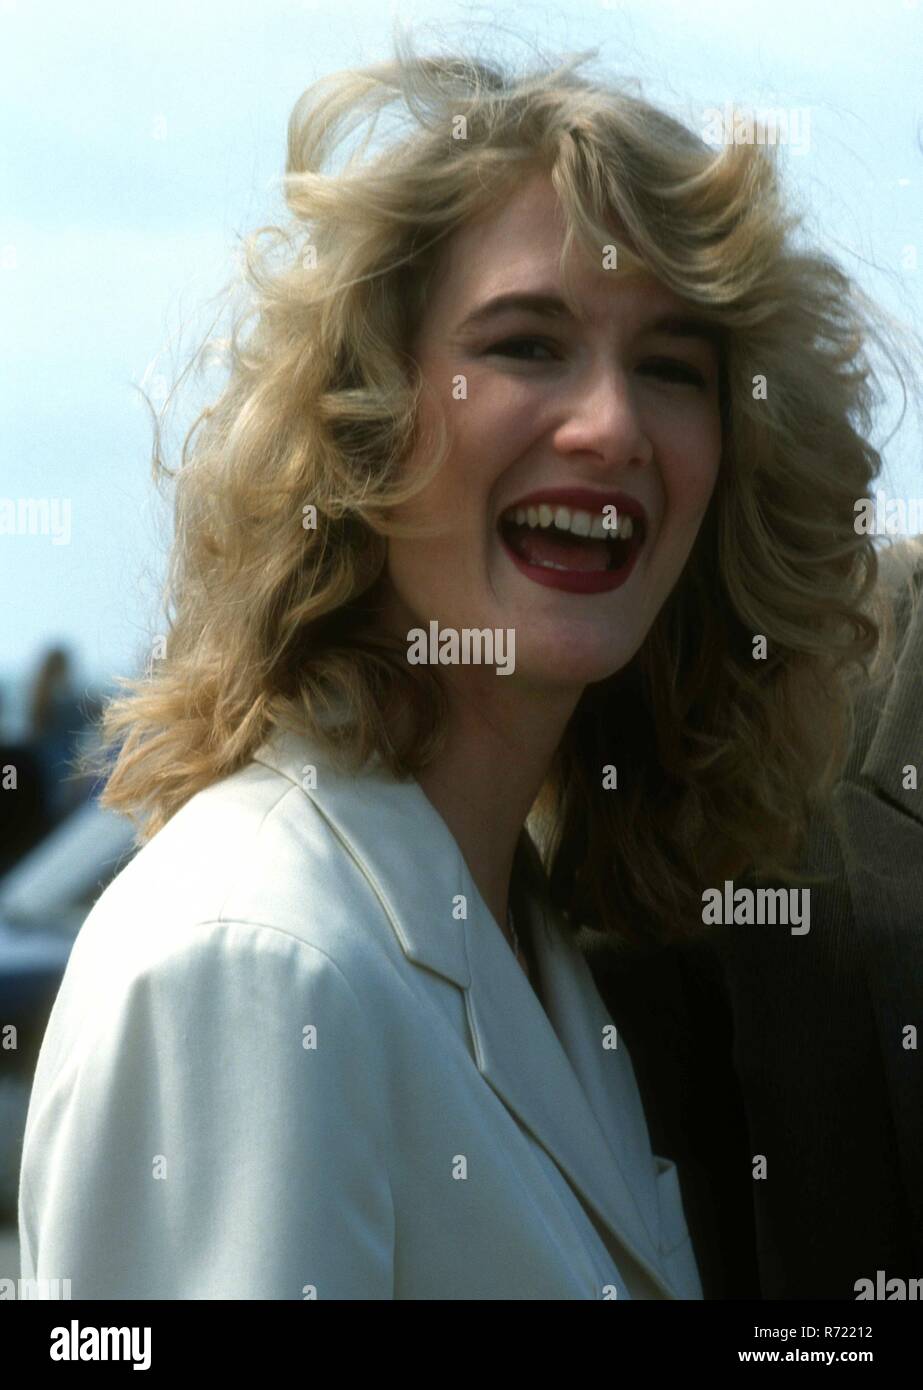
[505,504,636,541]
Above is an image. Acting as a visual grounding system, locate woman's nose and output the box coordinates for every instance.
[553,367,654,471]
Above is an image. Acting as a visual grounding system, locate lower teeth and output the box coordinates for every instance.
[500,523,631,572]
[520,545,628,572]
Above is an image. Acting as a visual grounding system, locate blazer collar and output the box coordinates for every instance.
[253,724,679,1297]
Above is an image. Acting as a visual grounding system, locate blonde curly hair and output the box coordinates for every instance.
[88,32,923,945]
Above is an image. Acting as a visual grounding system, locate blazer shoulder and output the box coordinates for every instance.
[75,756,393,998]
[837,540,923,774]
[866,538,923,722]
[20,873,397,1299]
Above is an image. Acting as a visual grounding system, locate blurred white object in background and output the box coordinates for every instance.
[0,798,136,936]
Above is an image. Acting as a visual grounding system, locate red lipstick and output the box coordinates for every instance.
[497,487,648,594]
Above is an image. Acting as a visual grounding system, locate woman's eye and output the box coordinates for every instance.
[484,341,707,386]
[486,336,559,362]
[639,358,706,387]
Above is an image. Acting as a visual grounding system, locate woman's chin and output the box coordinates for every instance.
[510,647,637,692]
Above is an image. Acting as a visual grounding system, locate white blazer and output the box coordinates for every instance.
[18,725,703,1300]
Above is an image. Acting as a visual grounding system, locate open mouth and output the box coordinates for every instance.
[497,510,646,574]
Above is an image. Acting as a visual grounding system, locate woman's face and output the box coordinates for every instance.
[376,172,723,695]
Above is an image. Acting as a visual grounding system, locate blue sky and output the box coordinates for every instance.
[2,0,922,710]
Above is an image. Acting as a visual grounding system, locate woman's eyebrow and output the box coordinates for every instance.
[643,314,723,354]
[454,292,721,353]
[454,291,577,332]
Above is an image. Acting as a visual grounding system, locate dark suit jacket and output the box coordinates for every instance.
[589,538,923,1300]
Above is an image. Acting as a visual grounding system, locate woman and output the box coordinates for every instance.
[17,40,913,1300]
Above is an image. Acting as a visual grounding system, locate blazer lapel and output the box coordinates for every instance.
[253,725,678,1297]
[463,868,676,1292]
